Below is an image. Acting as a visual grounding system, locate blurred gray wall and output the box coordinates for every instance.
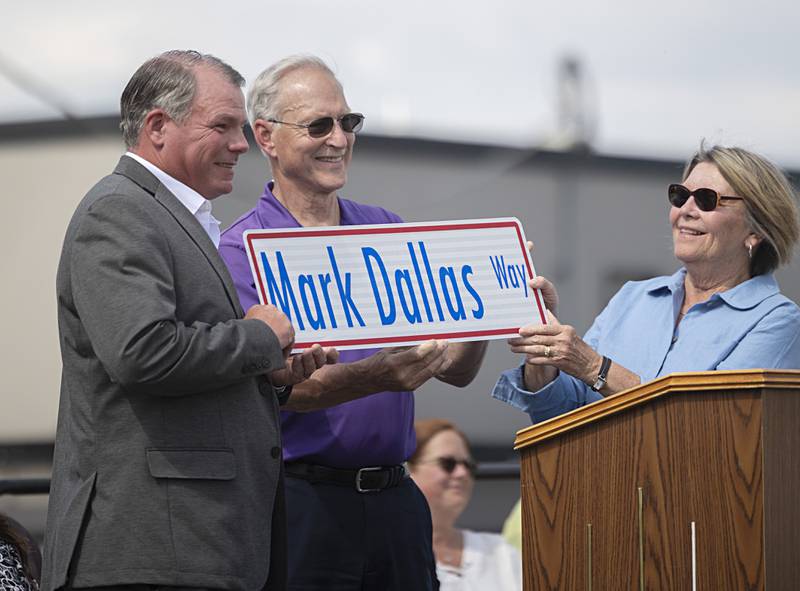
[3,122,800,443]
[2,119,799,536]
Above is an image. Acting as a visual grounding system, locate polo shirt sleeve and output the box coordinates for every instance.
[384,208,403,223]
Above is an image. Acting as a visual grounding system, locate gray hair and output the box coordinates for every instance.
[120,49,244,149]
[247,54,340,126]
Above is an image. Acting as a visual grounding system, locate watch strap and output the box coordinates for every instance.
[591,356,612,392]
[273,383,293,405]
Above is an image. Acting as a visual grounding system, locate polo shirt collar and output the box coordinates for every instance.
[257,181,298,226]
[646,267,778,310]
[646,268,686,295]
[257,181,348,226]
[716,273,779,310]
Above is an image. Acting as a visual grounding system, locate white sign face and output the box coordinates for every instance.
[244,218,547,351]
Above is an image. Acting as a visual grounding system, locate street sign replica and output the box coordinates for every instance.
[244,218,547,351]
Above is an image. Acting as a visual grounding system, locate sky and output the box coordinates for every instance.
[2,0,798,166]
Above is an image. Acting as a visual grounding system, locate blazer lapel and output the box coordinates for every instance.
[113,156,245,318]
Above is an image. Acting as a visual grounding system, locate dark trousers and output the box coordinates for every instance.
[285,475,439,591]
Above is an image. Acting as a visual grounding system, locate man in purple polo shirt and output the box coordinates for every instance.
[219,55,487,590]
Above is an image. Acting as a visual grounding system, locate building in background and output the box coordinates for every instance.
[1,118,798,539]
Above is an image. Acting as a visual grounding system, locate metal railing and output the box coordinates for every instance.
[0,478,50,496]
[473,461,520,480]
[0,462,518,497]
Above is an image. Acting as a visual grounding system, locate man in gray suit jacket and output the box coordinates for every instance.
[42,50,332,591]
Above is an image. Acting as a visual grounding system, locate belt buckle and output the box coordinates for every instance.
[355,466,383,493]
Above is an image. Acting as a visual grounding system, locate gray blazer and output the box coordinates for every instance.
[42,156,287,590]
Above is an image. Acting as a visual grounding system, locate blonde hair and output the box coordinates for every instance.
[683,144,800,276]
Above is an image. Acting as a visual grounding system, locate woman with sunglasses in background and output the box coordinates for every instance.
[408,419,522,591]
[493,144,800,424]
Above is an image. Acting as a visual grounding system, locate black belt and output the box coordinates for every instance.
[285,462,408,493]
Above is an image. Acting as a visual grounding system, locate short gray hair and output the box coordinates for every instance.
[120,49,244,149]
[247,54,339,126]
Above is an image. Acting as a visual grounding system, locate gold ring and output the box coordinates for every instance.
[544,345,551,358]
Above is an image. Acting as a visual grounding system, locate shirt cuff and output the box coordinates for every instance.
[491,363,568,416]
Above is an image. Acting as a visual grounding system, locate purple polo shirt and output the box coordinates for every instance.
[219,182,416,468]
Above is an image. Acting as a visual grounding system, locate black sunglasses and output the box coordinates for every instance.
[668,183,744,212]
[421,456,478,477]
[268,112,365,138]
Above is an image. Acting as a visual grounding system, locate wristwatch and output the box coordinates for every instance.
[273,383,293,400]
[591,356,612,392]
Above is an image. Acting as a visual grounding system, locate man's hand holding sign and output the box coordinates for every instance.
[278,340,454,412]
[243,301,339,388]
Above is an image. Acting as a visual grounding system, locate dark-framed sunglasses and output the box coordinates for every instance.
[421,456,478,477]
[668,183,744,212]
[267,112,365,138]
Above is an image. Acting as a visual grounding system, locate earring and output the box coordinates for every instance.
[747,243,753,259]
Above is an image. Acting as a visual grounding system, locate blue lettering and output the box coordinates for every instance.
[439,266,466,321]
[419,242,445,321]
[317,273,338,328]
[395,269,422,324]
[362,247,396,325]
[327,246,365,328]
[462,265,484,319]
[489,255,509,288]
[299,274,325,329]
[407,242,433,322]
[261,251,305,330]
[514,265,529,297]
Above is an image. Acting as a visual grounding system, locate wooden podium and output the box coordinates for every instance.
[514,369,800,590]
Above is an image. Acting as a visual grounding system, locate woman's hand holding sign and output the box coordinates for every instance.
[508,274,639,394]
[509,308,601,390]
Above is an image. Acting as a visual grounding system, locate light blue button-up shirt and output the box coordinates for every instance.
[492,268,800,424]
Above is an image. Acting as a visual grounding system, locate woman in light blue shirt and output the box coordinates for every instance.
[493,145,800,424]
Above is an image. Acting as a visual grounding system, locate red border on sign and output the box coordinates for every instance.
[245,219,547,348]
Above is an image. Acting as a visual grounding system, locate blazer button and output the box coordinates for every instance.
[259,381,272,396]
[271,446,281,459]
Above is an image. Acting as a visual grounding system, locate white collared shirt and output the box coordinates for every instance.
[125,152,221,248]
